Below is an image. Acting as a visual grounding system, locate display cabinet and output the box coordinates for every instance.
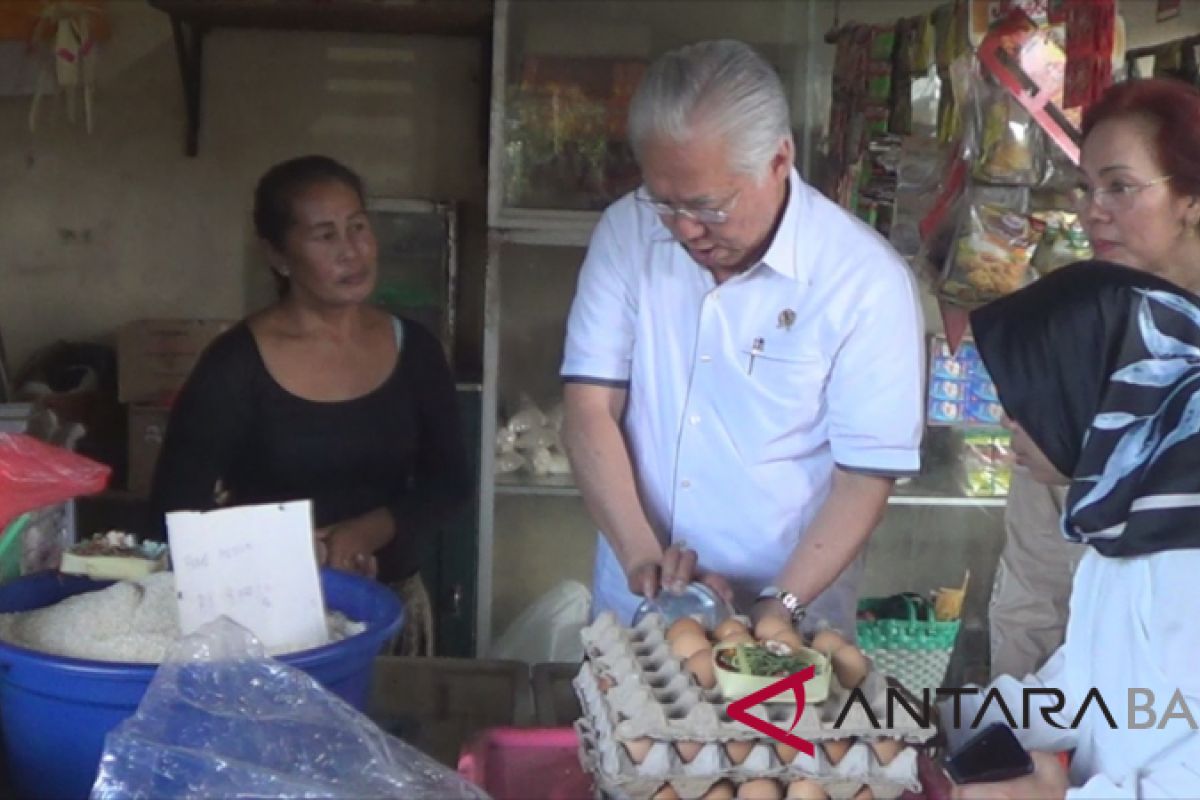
[477,1,1005,677]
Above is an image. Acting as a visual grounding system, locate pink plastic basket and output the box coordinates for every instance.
[458,727,592,800]
[455,726,965,800]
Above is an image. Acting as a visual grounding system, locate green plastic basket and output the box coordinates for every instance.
[856,594,960,692]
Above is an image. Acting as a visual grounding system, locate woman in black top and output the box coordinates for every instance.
[151,156,471,650]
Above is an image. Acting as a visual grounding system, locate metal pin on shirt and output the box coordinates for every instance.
[748,337,764,374]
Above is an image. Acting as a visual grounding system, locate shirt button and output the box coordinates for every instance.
[681,479,692,488]
[700,354,712,362]
[689,415,701,425]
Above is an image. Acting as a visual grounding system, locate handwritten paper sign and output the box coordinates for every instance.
[166,500,328,653]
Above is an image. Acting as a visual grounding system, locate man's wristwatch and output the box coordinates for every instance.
[756,585,807,626]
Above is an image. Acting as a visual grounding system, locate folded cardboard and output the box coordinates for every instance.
[117,319,231,404]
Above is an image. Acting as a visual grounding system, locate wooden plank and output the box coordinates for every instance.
[148,0,492,38]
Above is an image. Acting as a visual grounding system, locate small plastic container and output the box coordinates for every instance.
[631,582,731,629]
[712,642,832,704]
[457,727,592,800]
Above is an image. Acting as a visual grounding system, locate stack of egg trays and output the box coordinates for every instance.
[574,612,938,800]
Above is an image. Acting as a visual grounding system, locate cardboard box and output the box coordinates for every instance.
[127,404,170,497]
[369,657,532,766]
[117,319,231,404]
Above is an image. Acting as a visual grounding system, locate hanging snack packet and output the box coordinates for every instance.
[940,203,1043,307]
[973,84,1045,185]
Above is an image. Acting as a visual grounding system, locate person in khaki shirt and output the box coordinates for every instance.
[988,470,1081,679]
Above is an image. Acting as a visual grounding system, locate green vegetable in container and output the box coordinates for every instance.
[718,643,815,677]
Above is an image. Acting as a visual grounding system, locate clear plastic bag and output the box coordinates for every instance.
[0,432,109,529]
[91,617,492,800]
[939,202,1043,307]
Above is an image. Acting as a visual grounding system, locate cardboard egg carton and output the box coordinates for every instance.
[576,658,922,799]
[580,612,937,743]
[576,715,920,800]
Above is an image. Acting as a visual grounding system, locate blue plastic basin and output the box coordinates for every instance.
[0,569,403,800]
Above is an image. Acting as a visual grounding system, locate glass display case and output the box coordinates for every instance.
[478,1,1006,669]
[486,0,819,232]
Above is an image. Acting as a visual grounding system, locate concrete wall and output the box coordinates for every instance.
[0,2,486,377]
[1124,0,1200,49]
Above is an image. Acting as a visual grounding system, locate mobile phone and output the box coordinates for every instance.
[944,722,1035,785]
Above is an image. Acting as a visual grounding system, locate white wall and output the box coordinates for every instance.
[0,2,486,374]
[1123,0,1200,49]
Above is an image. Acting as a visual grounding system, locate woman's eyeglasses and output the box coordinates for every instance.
[634,187,741,225]
[1071,175,1172,213]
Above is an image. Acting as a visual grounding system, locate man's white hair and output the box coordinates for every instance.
[627,39,793,180]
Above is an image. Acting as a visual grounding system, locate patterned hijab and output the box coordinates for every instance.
[971,261,1200,557]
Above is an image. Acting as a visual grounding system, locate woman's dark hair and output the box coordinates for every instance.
[1083,78,1200,201]
[252,155,367,295]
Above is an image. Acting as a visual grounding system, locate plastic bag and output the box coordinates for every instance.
[489,580,590,664]
[968,62,1045,186]
[91,617,492,800]
[0,433,109,530]
[939,203,1043,307]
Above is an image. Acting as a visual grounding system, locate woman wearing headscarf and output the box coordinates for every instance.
[949,261,1200,799]
[989,77,1200,680]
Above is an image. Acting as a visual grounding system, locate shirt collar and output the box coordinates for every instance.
[757,168,808,283]
[644,167,812,284]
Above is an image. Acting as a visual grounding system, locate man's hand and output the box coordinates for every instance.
[750,596,792,631]
[626,543,734,604]
[951,751,1068,800]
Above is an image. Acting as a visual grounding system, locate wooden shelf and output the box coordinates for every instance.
[149,1,492,37]
[493,472,1007,507]
[147,0,493,156]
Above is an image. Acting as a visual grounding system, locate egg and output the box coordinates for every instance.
[686,649,717,689]
[774,742,798,766]
[653,783,682,800]
[718,630,755,647]
[701,779,737,800]
[623,737,654,764]
[831,646,869,689]
[676,740,704,763]
[725,739,755,765]
[714,618,750,641]
[667,617,707,643]
[785,779,829,800]
[671,630,711,661]
[851,786,874,800]
[738,778,783,800]
[870,738,904,766]
[754,615,791,641]
[810,629,848,656]
[770,629,805,654]
[822,738,853,765]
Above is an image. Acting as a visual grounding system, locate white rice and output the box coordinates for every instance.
[0,572,366,663]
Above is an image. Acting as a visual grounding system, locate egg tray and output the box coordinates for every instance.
[579,612,938,744]
[576,716,918,800]
[576,659,920,798]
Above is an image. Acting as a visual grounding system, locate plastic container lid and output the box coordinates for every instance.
[631,582,731,629]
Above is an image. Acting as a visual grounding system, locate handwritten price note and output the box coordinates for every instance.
[166,500,328,652]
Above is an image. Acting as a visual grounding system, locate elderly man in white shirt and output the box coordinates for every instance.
[560,39,925,636]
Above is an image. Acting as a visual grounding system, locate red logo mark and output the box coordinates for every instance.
[725,667,816,756]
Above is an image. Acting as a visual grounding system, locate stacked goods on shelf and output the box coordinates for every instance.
[574,613,937,800]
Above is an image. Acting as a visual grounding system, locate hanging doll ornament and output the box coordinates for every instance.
[28,2,101,134]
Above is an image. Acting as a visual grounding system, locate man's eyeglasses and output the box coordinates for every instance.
[1071,175,1172,213]
[634,187,741,225]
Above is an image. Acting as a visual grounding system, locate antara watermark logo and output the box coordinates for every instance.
[726,672,1199,751]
